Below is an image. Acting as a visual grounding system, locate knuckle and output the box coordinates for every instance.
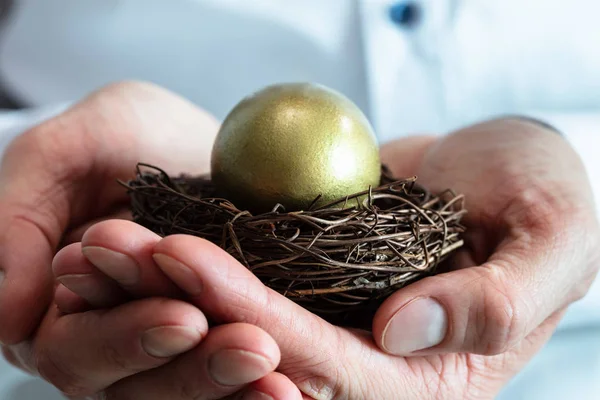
[90,80,168,107]
[288,328,349,399]
[163,355,203,400]
[100,342,134,374]
[475,267,524,355]
[102,80,162,96]
[35,348,90,397]
[2,122,52,165]
[503,183,562,234]
[294,369,340,400]
[177,379,201,400]
[501,176,589,249]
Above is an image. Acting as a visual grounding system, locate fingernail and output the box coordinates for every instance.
[56,274,124,306]
[56,274,106,304]
[382,297,448,355]
[209,349,273,386]
[142,326,201,358]
[243,391,274,400]
[153,253,202,295]
[82,246,140,285]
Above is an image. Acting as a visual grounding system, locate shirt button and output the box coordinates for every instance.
[389,1,421,28]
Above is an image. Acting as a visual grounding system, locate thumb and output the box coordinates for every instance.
[371,227,594,356]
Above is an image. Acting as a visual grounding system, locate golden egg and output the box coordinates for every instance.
[210,83,381,212]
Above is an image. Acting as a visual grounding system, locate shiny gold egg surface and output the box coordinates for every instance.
[210,83,381,212]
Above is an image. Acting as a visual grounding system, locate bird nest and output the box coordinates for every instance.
[120,164,466,329]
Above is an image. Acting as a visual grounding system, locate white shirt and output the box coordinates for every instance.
[1,1,600,399]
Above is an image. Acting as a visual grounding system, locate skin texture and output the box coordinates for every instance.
[1,82,599,399]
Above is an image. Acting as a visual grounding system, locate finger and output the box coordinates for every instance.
[35,298,208,398]
[0,81,219,344]
[55,220,183,311]
[80,219,182,299]
[54,284,90,314]
[53,243,127,309]
[151,235,362,398]
[244,372,304,400]
[105,323,281,400]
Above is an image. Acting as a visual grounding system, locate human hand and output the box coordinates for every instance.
[57,118,600,399]
[0,81,302,399]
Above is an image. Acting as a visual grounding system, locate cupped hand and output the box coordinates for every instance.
[376,119,599,357]
[57,118,600,399]
[0,80,219,343]
[0,82,303,399]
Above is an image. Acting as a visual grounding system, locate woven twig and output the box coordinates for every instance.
[120,164,466,328]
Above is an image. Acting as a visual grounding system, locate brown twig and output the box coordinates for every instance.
[118,164,466,328]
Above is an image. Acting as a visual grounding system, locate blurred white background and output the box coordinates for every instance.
[1,1,599,399]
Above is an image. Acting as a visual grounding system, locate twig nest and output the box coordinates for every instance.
[121,165,466,329]
[121,83,467,329]
[211,83,381,212]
